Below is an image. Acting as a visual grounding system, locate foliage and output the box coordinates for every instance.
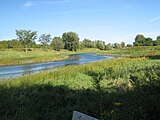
[133,34,154,46]
[95,40,105,50]
[113,43,121,49]
[39,34,51,49]
[16,29,37,52]
[62,32,80,51]
[82,39,95,48]
[120,42,125,48]
[50,37,64,51]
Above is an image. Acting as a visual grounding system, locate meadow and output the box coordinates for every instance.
[0,46,160,120]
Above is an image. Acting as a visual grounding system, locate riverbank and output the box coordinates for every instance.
[1,46,160,66]
[0,48,103,66]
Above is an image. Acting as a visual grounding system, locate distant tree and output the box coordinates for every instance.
[114,43,121,49]
[95,40,105,50]
[105,43,113,50]
[157,36,160,40]
[121,42,125,48]
[82,39,94,48]
[133,34,145,46]
[144,37,153,46]
[39,34,51,50]
[16,29,37,52]
[126,44,132,47]
[51,37,64,51]
[62,32,79,51]
[153,36,160,46]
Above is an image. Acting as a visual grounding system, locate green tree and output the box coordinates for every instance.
[39,34,51,50]
[95,40,105,50]
[82,39,94,48]
[114,43,121,49]
[153,35,160,46]
[62,32,79,51]
[126,44,132,47]
[51,37,64,51]
[121,42,125,48]
[133,34,145,46]
[144,37,153,46]
[157,35,160,40]
[105,43,113,50]
[16,29,37,52]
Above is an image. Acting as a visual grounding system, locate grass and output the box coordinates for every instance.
[0,49,72,66]
[0,47,160,119]
[0,48,102,66]
[1,46,160,66]
[99,46,160,58]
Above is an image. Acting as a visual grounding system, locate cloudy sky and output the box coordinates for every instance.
[0,0,160,44]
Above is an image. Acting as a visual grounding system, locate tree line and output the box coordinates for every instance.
[0,29,159,52]
[133,34,160,46]
[0,29,129,52]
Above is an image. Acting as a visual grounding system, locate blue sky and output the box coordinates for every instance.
[0,0,160,44]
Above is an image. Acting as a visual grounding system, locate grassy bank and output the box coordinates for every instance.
[0,48,102,66]
[1,46,160,66]
[0,49,70,66]
[0,56,160,119]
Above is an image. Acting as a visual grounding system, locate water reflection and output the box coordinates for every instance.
[0,53,113,79]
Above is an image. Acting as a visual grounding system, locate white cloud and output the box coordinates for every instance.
[149,16,160,22]
[23,1,35,7]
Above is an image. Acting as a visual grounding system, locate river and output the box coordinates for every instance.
[0,53,113,79]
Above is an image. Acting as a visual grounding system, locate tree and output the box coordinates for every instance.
[144,37,153,46]
[153,36,160,46]
[39,34,51,50]
[95,40,105,50]
[51,37,64,51]
[62,32,79,51]
[133,34,145,46]
[157,36,160,40]
[82,39,94,48]
[105,43,113,50]
[126,44,132,47]
[114,43,121,49]
[121,42,125,48]
[16,29,37,52]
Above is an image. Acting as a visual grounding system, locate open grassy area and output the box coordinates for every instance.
[0,56,160,119]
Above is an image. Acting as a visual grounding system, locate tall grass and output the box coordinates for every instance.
[0,57,160,119]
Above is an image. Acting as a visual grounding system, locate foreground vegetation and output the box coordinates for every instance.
[0,46,160,119]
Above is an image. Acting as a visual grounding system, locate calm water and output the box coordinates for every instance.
[0,53,113,79]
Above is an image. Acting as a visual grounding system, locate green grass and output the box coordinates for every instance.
[0,49,70,66]
[0,56,160,120]
[1,46,160,66]
[0,48,103,66]
[1,47,160,119]
[99,46,160,58]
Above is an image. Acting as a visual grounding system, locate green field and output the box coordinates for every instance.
[0,47,160,120]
